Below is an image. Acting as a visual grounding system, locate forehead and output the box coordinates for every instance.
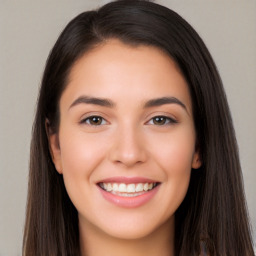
[61,39,192,113]
[69,39,182,82]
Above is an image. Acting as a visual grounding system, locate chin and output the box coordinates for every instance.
[95,212,174,241]
[103,224,160,240]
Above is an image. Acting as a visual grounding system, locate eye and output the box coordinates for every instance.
[148,116,177,125]
[81,116,107,126]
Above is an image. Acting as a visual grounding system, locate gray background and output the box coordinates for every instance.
[0,0,255,255]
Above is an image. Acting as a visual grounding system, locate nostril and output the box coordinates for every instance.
[110,150,147,167]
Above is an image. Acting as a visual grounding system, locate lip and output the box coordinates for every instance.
[98,176,159,184]
[97,177,161,208]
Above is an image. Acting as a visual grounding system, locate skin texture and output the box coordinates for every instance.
[49,39,201,256]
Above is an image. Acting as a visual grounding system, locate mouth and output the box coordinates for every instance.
[98,182,160,197]
[96,178,161,208]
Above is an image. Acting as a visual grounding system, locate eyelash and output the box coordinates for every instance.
[80,115,177,126]
[80,116,107,126]
[147,116,178,126]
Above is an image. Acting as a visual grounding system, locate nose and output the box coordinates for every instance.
[108,124,147,167]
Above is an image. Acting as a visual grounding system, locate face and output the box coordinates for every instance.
[49,40,201,240]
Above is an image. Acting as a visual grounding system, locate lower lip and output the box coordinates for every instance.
[98,185,160,208]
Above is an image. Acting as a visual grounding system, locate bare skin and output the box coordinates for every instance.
[49,39,201,256]
[79,215,174,256]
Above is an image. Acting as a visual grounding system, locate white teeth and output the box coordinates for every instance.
[114,192,143,197]
[127,184,136,193]
[119,183,126,192]
[107,183,112,192]
[112,183,119,192]
[100,182,157,193]
[135,183,144,192]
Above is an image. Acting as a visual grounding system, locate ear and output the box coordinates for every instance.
[45,119,63,174]
[191,149,202,169]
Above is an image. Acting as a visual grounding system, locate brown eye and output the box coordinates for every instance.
[153,116,167,125]
[150,116,177,126]
[83,116,106,126]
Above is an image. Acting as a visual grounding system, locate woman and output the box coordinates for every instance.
[22,0,254,255]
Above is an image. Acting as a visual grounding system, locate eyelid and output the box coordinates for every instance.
[79,114,109,126]
[78,112,178,126]
[146,114,178,125]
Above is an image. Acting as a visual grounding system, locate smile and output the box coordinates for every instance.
[97,178,161,208]
[99,182,158,197]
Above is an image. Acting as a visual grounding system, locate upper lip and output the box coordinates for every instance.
[97,176,160,184]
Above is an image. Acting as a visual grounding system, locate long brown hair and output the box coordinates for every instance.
[23,1,254,255]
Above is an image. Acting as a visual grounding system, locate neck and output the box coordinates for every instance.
[79,217,175,256]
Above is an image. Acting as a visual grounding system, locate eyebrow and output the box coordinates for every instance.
[69,95,187,112]
[144,97,187,111]
[69,96,115,109]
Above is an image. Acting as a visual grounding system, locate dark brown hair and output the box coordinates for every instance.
[23,0,254,255]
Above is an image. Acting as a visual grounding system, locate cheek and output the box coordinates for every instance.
[59,127,107,176]
[151,126,196,173]
[149,127,195,207]
[57,127,108,205]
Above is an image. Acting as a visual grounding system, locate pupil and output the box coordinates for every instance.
[154,117,165,125]
[92,117,101,124]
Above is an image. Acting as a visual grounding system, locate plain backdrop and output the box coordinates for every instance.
[0,0,255,255]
